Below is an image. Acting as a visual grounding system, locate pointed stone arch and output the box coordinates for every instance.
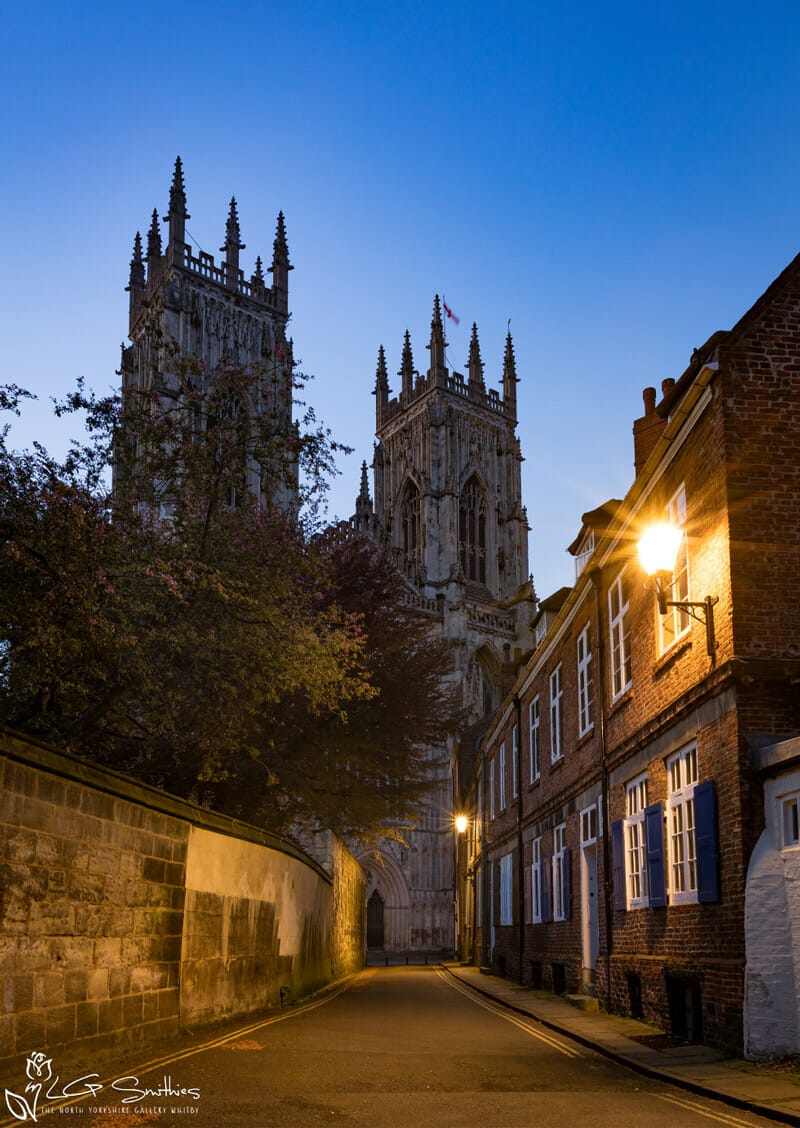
[458,472,488,584]
[358,848,411,951]
[396,474,423,580]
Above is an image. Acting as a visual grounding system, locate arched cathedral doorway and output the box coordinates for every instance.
[367,890,385,949]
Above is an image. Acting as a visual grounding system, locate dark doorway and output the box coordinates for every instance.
[666,975,704,1042]
[367,890,385,949]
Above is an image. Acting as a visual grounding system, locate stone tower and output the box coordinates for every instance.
[120,157,296,508]
[354,297,535,956]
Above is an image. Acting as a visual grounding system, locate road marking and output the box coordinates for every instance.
[0,980,354,1128]
[656,1091,763,1126]
[435,967,582,1058]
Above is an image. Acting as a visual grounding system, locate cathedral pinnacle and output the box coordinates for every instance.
[127,232,145,292]
[400,329,415,397]
[374,344,390,426]
[164,156,190,256]
[359,460,371,502]
[147,209,162,264]
[222,197,245,252]
[468,322,486,395]
[503,328,519,415]
[254,255,264,281]
[270,211,293,313]
[427,295,447,381]
[222,197,245,289]
[168,156,189,218]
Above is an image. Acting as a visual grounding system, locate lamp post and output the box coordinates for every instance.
[637,522,718,656]
[453,814,468,959]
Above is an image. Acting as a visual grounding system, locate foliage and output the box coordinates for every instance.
[0,356,455,840]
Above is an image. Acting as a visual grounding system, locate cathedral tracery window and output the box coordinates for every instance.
[400,481,422,578]
[459,475,487,584]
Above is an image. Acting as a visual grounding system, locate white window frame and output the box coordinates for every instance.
[781,791,800,849]
[531,836,543,924]
[511,724,519,799]
[609,569,632,700]
[552,822,568,921]
[580,803,599,846]
[529,696,540,783]
[667,744,699,904]
[576,622,593,737]
[499,852,514,926]
[658,484,691,654]
[625,773,649,908]
[489,757,495,821]
[499,742,507,811]
[550,664,563,763]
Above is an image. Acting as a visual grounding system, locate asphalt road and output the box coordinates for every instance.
[1,967,782,1128]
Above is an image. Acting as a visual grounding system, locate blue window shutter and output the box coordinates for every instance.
[542,856,552,923]
[695,780,720,903]
[645,803,667,908]
[611,820,626,910]
[563,847,571,920]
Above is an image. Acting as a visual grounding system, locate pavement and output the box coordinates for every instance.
[441,963,800,1127]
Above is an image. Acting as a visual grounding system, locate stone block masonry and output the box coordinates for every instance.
[0,727,365,1063]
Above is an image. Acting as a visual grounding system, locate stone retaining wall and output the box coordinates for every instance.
[0,727,365,1062]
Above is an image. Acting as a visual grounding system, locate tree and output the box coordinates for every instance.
[0,361,456,842]
[226,527,458,842]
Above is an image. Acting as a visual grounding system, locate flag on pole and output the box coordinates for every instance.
[443,298,460,325]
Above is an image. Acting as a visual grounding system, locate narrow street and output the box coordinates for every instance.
[11,967,782,1128]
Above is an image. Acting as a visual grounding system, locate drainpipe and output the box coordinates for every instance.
[480,735,490,968]
[514,694,525,984]
[590,565,614,1013]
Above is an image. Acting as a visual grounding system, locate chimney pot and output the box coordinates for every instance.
[643,386,657,414]
[661,378,675,398]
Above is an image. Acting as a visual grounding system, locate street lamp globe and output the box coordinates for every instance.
[637,521,683,577]
[454,814,468,835]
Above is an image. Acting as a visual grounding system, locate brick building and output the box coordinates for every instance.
[458,248,800,1053]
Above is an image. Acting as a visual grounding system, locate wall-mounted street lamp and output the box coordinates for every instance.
[637,522,718,656]
[454,814,468,835]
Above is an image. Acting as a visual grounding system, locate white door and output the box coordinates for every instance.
[581,842,600,991]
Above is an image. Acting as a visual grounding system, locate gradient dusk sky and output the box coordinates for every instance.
[3,1,800,597]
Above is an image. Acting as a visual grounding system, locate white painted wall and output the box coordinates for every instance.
[744,766,800,1059]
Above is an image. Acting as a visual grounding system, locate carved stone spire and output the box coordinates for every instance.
[126,232,145,332]
[351,459,376,535]
[165,156,189,255]
[400,330,415,398]
[374,344,389,427]
[146,209,162,266]
[221,197,245,289]
[427,295,447,381]
[270,211,293,313]
[359,460,370,501]
[467,322,486,396]
[251,254,266,299]
[503,328,518,416]
[127,231,145,292]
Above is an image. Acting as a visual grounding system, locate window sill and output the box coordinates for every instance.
[528,776,541,791]
[575,726,595,752]
[608,688,634,718]
[653,637,692,677]
[550,756,565,771]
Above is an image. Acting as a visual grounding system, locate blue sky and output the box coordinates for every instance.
[3,1,800,597]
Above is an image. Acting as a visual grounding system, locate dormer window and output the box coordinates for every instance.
[574,530,595,578]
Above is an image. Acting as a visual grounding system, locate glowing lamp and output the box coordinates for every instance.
[454,814,468,834]
[636,522,719,656]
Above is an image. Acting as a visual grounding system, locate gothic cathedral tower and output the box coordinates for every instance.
[120,158,296,509]
[354,297,535,956]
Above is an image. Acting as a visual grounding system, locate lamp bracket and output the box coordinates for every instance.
[660,594,719,656]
